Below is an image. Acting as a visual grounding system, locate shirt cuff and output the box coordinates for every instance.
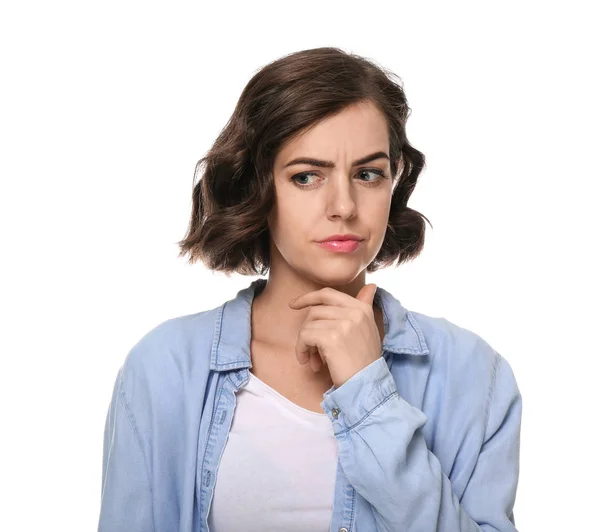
[320,356,398,431]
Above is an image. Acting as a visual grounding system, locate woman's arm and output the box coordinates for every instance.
[98,367,156,532]
[320,352,521,531]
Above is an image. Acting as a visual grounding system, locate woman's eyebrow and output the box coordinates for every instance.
[283,151,389,169]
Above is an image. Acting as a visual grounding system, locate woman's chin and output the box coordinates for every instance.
[302,263,368,287]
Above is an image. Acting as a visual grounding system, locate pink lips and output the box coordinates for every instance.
[316,240,361,252]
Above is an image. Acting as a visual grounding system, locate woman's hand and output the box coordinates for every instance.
[288,283,382,388]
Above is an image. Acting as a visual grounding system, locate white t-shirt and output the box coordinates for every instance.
[207,371,339,531]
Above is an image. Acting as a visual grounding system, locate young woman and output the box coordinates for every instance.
[98,47,521,532]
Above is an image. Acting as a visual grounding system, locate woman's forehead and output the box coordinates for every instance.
[274,105,390,170]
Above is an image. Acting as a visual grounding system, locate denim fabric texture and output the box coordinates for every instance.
[99,278,521,531]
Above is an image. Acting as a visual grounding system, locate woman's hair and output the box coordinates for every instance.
[178,47,431,276]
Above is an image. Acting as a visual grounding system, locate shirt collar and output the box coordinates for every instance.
[210,278,429,372]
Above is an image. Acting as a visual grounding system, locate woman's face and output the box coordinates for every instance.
[268,100,399,286]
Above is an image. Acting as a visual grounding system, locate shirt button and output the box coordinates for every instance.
[332,408,340,419]
[339,528,348,532]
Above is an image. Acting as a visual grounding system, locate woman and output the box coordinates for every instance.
[98,47,521,531]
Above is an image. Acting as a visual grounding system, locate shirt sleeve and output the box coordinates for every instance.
[320,353,521,531]
[98,367,156,532]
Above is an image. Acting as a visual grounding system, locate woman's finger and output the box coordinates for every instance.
[296,322,333,367]
[308,349,322,372]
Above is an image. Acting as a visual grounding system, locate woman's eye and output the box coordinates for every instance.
[291,172,319,187]
[357,169,385,182]
[291,169,386,189]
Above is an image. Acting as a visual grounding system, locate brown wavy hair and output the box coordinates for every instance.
[178,47,431,276]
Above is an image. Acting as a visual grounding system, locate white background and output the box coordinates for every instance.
[1,1,598,530]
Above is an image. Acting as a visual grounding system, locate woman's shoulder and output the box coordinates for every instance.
[398,309,521,458]
[103,306,226,474]
[408,309,503,366]
[405,309,518,397]
[118,305,222,398]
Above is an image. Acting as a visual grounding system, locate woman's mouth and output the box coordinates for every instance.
[315,240,362,253]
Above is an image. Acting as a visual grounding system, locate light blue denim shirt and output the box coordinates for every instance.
[99,278,521,532]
